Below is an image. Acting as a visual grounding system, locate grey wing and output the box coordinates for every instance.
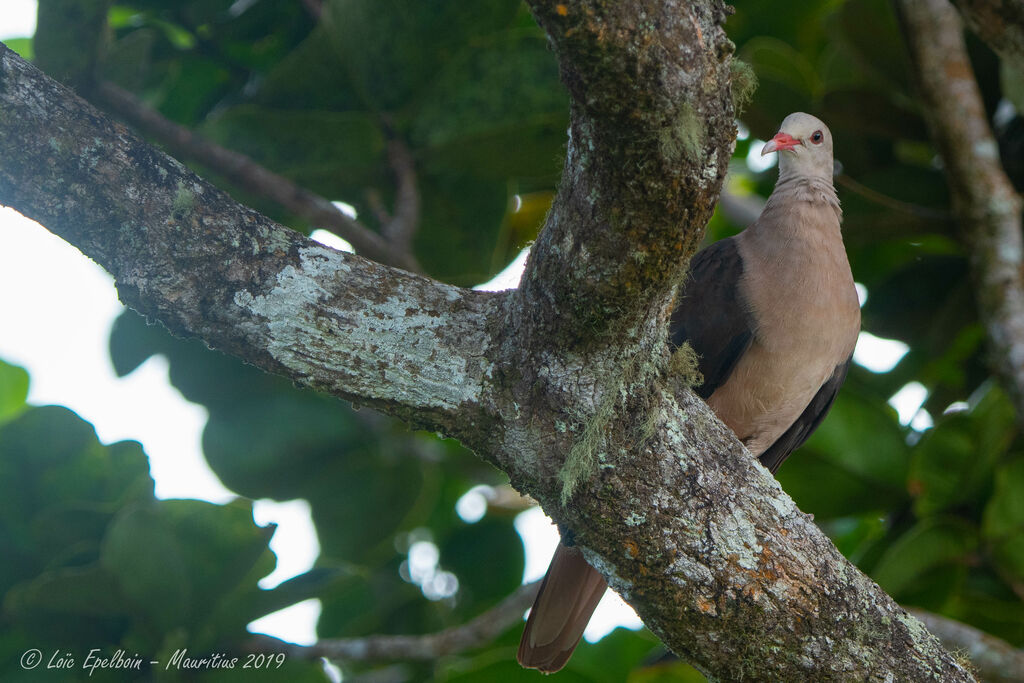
[669,237,754,400]
[757,358,852,474]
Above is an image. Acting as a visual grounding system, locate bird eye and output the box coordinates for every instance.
[810,130,823,144]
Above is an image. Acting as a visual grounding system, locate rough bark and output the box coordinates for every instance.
[0,1,976,678]
[897,0,1024,428]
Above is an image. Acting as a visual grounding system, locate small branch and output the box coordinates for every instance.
[907,609,1024,682]
[380,138,421,253]
[835,171,953,223]
[94,81,421,273]
[720,171,953,230]
[365,188,393,228]
[250,582,540,662]
[953,0,1024,76]
[897,0,1024,426]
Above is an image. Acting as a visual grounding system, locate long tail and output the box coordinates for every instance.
[517,543,608,672]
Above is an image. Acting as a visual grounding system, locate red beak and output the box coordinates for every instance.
[761,132,801,156]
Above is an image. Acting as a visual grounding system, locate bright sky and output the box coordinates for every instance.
[0,0,922,654]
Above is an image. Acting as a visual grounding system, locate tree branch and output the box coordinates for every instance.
[93,81,421,273]
[907,608,1024,682]
[379,136,420,253]
[896,0,1024,427]
[0,3,976,676]
[953,0,1024,76]
[250,581,540,662]
[514,1,736,350]
[0,47,485,435]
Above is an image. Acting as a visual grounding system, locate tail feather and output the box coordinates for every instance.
[517,543,608,672]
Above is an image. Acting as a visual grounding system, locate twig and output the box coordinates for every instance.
[381,138,421,253]
[249,581,540,662]
[835,172,953,223]
[952,0,1024,77]
[896,0,1024,427]
[718,170,951,230]
[94,81,421,273]
[907,608,1024,682]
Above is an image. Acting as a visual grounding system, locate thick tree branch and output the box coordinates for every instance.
[0,46,485,435]
[0,8,975,678]
[250,581,540,662]
[94,81,421,273]
[513,1,737,351]
[896,0,1024,426]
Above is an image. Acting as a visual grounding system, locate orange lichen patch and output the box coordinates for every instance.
[624,539,640,558]
[686,12,705,50]
[740,583,764,602]
[696,597,717,616]
[556,4,568,16]
[722,546,787,592]
[753,546,785,583]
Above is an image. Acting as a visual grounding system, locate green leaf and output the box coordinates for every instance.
[253,24,364,112]
[1,38,33,59]
[983,458,1024,583]
[944,570,1024,646]
[4,565,130,618]
[414,166,510,286]
[910,384,1016,516]
[871,517,977,599]
[321,0,522,111]
[439,654,595,683]
[441,518,523,612]
[0,407,154,593]
[317,569,425,638]
[160,499,276,617]
[739,37,817,136]
[413,31,567,179]
[778,390,909,518]
[100,502,192,632]
[818,515,889,564]
[310,451,424,562]
[203,394,369,500]
[569,628,662,683]
[241,567,351,626]
[629,660,708,683]
[830,0,908,93]
[202,106,386,200]
[1002,61,1024,115]
[0,359,29,426]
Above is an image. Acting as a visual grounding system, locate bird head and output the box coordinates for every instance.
[761,112,834,181]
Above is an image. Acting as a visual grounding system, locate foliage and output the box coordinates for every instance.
[0,361,328,681]
[2,0,1023,680]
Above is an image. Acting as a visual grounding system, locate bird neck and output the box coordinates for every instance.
[766,173,842,222]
